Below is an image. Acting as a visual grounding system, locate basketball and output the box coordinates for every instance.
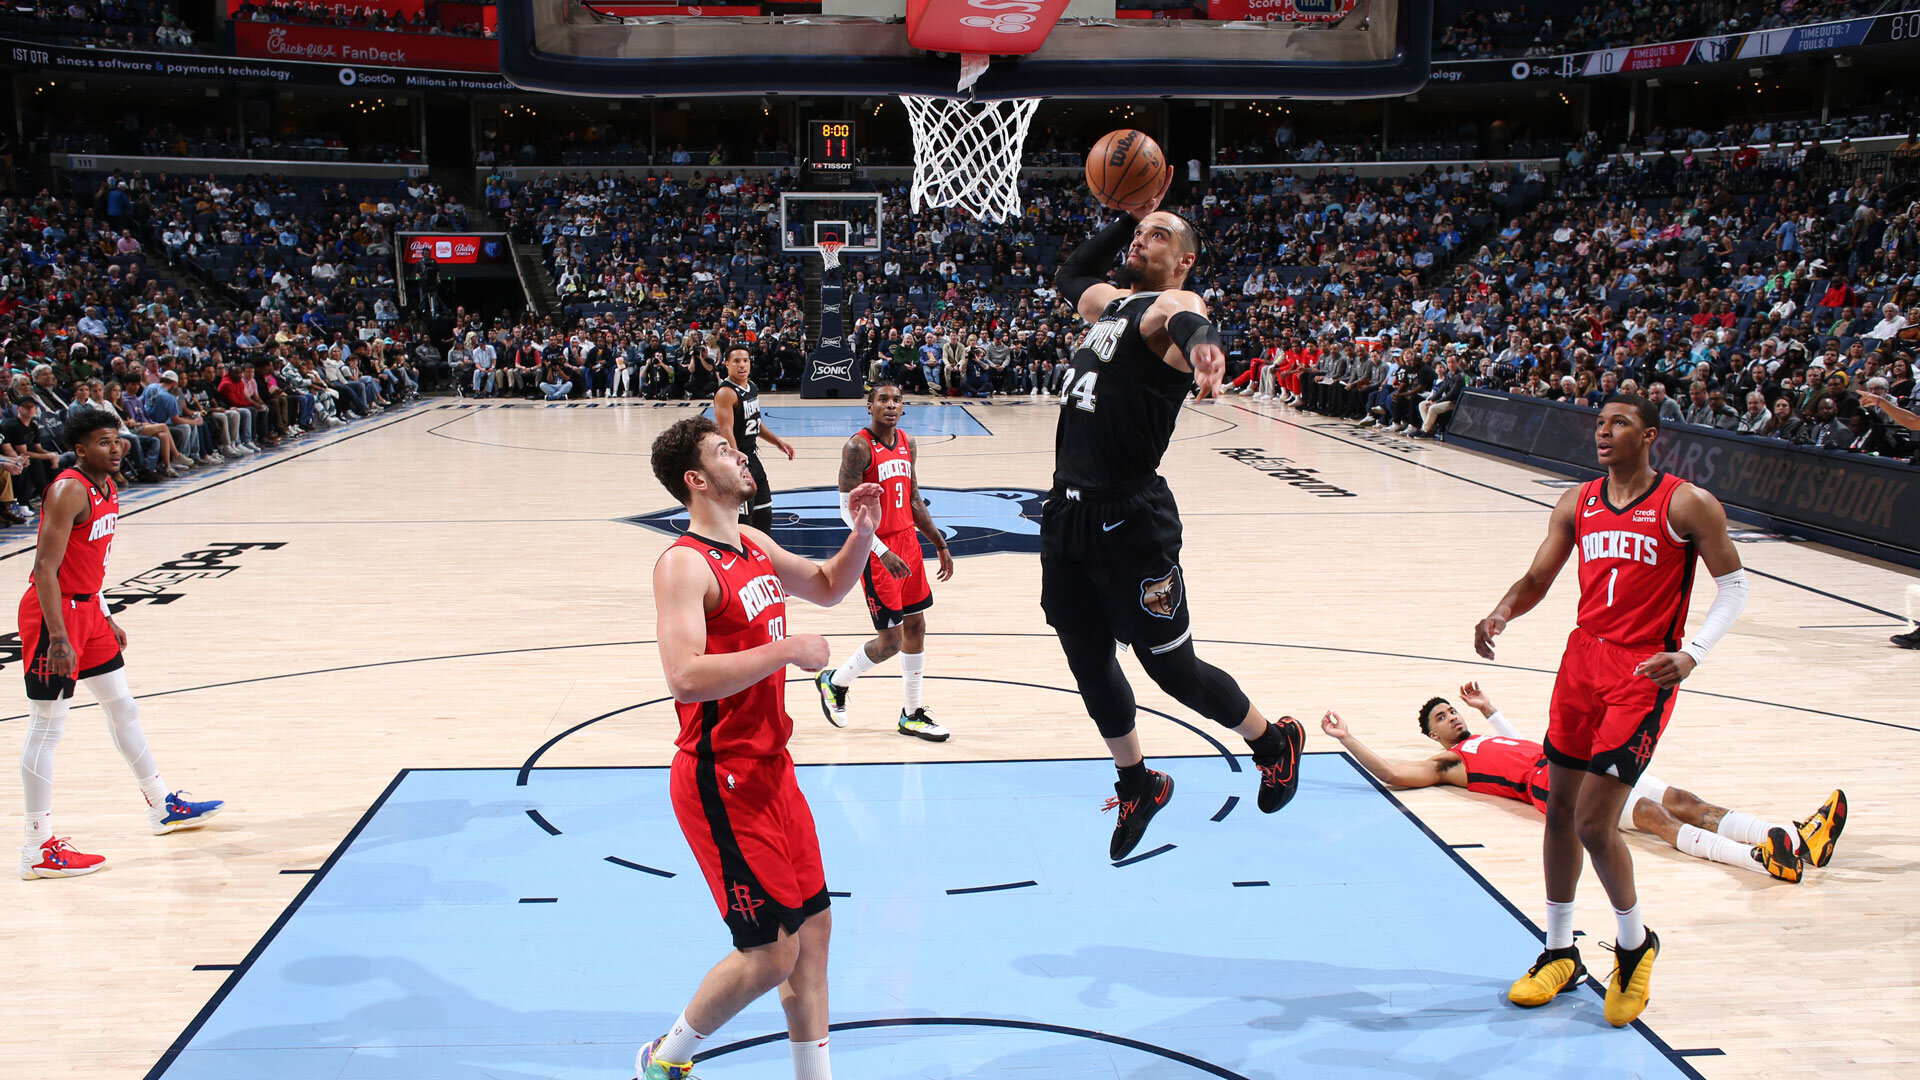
[1085,129,1167,215]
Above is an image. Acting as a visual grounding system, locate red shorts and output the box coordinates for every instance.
[18,588,122,701]
[1545,627,1677,786]
[669,749,828,949]
[861,529,933,631]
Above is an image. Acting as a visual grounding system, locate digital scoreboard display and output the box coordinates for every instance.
[809,120,856,171]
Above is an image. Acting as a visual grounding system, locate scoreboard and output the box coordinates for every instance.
[809,120,857,173]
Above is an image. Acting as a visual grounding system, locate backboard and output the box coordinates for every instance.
[498,0,1431,101]
[780,193,885,255]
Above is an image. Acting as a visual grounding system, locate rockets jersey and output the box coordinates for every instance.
[668,532,793,759]
[721,378,762,458]
[859,428,916,536]
[1572,471,1696,651]
[1449,734,1550,813]
[30,469,117,595]
[1053,291,1194,491]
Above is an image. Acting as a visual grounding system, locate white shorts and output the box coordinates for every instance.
[1620,772,1670,831]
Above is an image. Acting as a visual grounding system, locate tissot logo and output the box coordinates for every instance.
[626,486,1044,559]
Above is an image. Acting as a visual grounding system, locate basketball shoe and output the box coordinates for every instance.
[1795,789,1847,868]
[897,707,949,742]
[1602,929,1659,1027]
[19,836,106,879]
[1507,946,1586,1007]
[1253,717,1305,814]
[637,1036,695,1079]
[813,670,849,729]
[1752,827,1804,883]
[1104,769,1173,861]
[148,791,225,835]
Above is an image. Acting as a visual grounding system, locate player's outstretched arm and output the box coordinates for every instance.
[1475,486,1580,659]
[1634,483,1748,688]
[654,546,825,702]
[760,426,795,461]
[836,438,901,575]
[1056,217,1134,323]
[1140,291,1224,398]
[750,482,885,606]
[1320,711,1458,789]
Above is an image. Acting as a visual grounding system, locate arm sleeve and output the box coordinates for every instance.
[1483,710,1523,739]
[1680,568,1749,665]
[839,491,891,558]
[1054,217,1135,307]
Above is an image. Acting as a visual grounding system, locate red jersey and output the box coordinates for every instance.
[1572,471,1696,651]
[1449,734,1550,813]
[668,532,793,759]
[859,428,916,537]
[32,469,117,595]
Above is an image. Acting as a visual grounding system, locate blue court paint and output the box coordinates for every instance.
[152,758,1696,1080]
[702,403,991,438]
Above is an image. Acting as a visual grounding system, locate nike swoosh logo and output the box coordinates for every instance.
[1582,508,1605,517]
[721,559,738,570]
[1102,520,1125,532]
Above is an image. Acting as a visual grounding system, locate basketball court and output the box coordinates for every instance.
[4,396,1913,1078]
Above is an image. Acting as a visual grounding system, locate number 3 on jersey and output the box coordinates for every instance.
[1064,370,1099,413]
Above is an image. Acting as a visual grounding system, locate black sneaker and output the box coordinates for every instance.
[1254,717,1305,814]
[1104,770,1173,861]
[1892,628,1920,650]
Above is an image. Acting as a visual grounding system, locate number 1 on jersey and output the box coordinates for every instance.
[1606,567,1617,607]
[1066,370,1099,413]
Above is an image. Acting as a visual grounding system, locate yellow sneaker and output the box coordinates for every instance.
[1602,929,1659,1027]
[1752,827,1804,883]
[1507,946,1586,1007]
[1794,789,1847,869]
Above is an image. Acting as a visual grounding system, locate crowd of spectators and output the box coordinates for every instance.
[230,0,494,39]
[1437,0,1897,61]
[0,0,200,52]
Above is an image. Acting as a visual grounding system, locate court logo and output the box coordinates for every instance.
[626,486,1044,559]
[1139,566,1184,619]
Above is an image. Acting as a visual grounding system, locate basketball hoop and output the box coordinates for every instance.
[817,240,845,271]
[901,59,1039,224]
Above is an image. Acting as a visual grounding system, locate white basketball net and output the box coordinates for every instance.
[902,88,1040,224]
[818,240,844,270]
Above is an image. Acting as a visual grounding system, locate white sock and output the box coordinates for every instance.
[790,1036,832,1080]
[829,643,879,689]
[654,1011,708,1064]
[1678,823,1771,876]
[899,651,924,713]
[24,811,51,847]
[139,773,169,810]
[1715,810,1785,846]
[1613,903,1646,951]
[1544,899,1575,949]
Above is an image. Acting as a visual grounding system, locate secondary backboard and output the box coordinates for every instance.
[780,193,884,255]
[498,0,1431,101]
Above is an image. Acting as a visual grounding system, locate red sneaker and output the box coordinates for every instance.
[18,836,107,879]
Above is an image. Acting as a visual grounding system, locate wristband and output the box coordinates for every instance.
[1167,310,1222,356]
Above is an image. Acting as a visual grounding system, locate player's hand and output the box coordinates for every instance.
[786,634,830,672]
[1319,711,1350,740]
[45,638,76,679]
[879,550,911,580]
[934,545,954,582]
[1859,391,1886,411]
[780,442,796,461]
[1633,650,1696,688]
[1135,164,1176,219]
[845,482,883,535]
[108,619,126,652]
[1187,343,1226,400]
[1458,680,1493,715]
[1473,614,1507,659]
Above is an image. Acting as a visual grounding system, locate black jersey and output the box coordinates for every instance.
[720,378,762,458]
[1052,291,1193,491]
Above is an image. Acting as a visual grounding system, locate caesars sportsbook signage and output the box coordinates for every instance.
[1449,390,1920,560]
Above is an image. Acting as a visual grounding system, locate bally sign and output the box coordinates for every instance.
[401,233,509,264]
[903,0,1072,55]
[234,22,497,72]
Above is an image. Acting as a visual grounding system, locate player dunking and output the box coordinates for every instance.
[1047,173,1305,861]
[17,409,221,880]
[1321,681,1846,882]
[639,416,882,1080]
[713,346,794,532]
[1475,395,1750,1026]
[814,380,954,742]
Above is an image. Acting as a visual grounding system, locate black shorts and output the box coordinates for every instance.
[739,453,772,529]
[1039,477,1191,654]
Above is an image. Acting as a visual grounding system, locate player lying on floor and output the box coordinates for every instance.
[1321,681,1845,882]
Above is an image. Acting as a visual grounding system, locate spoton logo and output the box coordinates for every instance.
[626,486,1044,559]
[338,66,356,85]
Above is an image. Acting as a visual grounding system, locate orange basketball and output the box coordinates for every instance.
[1085,129,1167,215]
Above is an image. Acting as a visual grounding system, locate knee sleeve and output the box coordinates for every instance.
[19,698,69,814]
[84,669,157,780]
[1135,640,1251,731]
[1057,631,1136,740]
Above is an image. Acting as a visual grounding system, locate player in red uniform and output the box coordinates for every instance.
[17,409,222,880]
[638,416,883,1080]
[1476,394,1750,1026]
[814,380,955,742]
[1320,681,1845,881]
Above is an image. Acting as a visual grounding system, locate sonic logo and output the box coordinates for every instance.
[1139,566,1184,619]
[627,486,1045,559]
